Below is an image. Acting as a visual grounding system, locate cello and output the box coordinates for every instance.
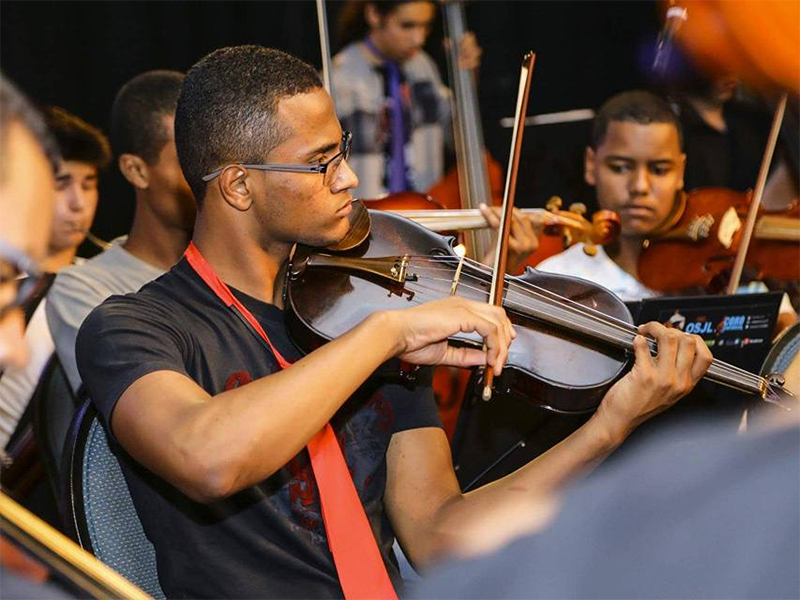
[427,0,568,267]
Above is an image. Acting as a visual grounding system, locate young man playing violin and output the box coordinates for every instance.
[537,90,686,301]
[537,90,797,332]
[75,47,712,599]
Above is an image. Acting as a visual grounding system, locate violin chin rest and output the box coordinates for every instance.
[326,199,371,252]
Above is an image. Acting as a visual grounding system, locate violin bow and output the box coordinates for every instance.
[725,91,788,295]
[482,51,536,401]
[316,0,334,102]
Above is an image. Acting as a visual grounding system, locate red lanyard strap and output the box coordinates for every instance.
[183,242,397,600]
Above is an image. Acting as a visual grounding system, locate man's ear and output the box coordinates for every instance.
[365,3,381,29]
[584,146,597,187]
[218,167,253,212]
[118,154,149,190]
[677,152,687,191]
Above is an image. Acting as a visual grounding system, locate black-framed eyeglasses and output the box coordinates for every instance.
[202,131,353,186]
[0,239,49,320]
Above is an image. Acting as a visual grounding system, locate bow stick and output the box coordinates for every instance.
[316,0,334,101]
[725,91,789,295]
[482,51,536,401]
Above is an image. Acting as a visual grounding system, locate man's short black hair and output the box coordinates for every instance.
[110,70,184,164]
[592,90,683,149]
[175,45,322,204]
[0,73,60,182]
[44,106,111,170]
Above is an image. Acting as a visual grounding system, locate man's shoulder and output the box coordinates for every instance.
[51,242,164,303]
[78,267,190,335]
[333,42,369,73]
[404,50,440,80]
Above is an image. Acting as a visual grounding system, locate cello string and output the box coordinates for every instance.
[403,257,767,390]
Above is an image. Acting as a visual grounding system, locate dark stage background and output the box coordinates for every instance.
[1,0,663,257]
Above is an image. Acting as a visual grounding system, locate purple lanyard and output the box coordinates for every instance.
[364,37,409,193]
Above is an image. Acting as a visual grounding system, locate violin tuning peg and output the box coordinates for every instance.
[546,196,563,212]
[568,202,587,216]
[582,242,598,257]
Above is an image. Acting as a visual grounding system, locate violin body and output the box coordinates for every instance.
[639,187,800,292]
[286,210,633,414]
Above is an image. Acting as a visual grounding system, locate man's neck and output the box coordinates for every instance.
[364,34,399,64]
[686,95,727,133]
[42,247,76,273]
[604,236,644,280]
[122,194,191,271]
[192,211,291,307]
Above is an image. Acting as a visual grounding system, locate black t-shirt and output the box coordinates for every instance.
[76,258,441,599]
[677,98,770,193]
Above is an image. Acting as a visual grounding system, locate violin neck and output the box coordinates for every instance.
[755,215,800,242]
[393,207,550,232]
[499,275,770,398]
[442,1,494,259]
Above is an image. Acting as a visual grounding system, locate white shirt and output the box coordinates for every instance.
[0,299,53,450]
[536,243,659,302]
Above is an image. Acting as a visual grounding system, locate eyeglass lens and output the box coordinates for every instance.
[323,133,352,186]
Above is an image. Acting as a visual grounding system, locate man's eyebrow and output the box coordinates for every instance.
[303,141,339,160]
[605,155,675,164]
[55,173,73,181]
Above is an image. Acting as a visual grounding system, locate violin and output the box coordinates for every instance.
[366,194,621,251]
[639,187,800,292]
[284,204,791,413]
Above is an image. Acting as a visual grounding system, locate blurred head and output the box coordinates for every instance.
[0,75,59,369]
[337,1,435,62]
[176,46,358,248]
[111,70,195,231]
[586,91,685,239]
[44,107,111,255]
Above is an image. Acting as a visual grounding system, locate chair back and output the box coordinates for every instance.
[62,399,165,599]
[31,353,78,500]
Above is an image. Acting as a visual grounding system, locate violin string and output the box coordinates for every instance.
[404,256,768,391]
[408,252,761,389]
[407,274,763,393]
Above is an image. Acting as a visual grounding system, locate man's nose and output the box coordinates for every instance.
[629,166,650,196]
[411,27,426,48]
[66,184,86,211]
[331,159,359,193]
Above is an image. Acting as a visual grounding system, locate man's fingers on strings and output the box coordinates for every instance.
[479,203,500,229]
[690,335,714,381]
[639,322,678,366]
[632,333,655,369]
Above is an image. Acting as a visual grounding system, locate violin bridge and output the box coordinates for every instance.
[450,253,466,296]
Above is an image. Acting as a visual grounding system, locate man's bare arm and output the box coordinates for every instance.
[110,297,513,503]
[386,322,713,568]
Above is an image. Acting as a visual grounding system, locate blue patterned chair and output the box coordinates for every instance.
[62,399,165,599]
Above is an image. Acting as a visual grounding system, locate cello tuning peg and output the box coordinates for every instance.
[568,202,587,216]
[546,196,563,211]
